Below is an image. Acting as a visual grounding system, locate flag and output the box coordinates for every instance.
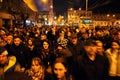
[23,0,50,12]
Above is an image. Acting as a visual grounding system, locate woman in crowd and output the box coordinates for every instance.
[57,29,68,47]
[51,57,73,80]
[105,41,120,80]
[96,40,105,56]
[40,40,55,68]
[26,37,39,68]
[25,57,45,80]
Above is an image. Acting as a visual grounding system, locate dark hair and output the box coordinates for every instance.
[111,40,120,46]
[84,39,96,46]
[53,57,68,69]
[26,37,35,45]
[70,33,78,39]
[52,57,71,80]
[0,47,7,55]
[13,36,22,40]
[42,40,51,49]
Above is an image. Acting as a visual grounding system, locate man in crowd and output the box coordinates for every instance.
[72,39,109,80]
[0,46,29,80]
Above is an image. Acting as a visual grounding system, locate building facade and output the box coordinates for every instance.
[67,8,120,29]
[67,8,92,28]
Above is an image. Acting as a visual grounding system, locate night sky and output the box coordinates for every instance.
[53,0,120,16]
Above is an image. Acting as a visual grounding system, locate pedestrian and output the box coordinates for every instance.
[72,39,109,80]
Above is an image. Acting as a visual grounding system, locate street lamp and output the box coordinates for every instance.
[0,0,2,3]
[79,8,81,10]
[42,0,47,4]
[54,16,57,20]
[107,14,110,17]
[0,0,2,8]
[70,8,73,10]
[113,14,115,17]
[86,0,88,17]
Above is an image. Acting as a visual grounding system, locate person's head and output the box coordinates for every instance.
[27,38,34,46]
[0,47,8,66]
[96,40,104,55]
[81,32,89,39]
[6,35,13,45]
[84,39,97,56]
[70,33,78,45]
[13,36,22,46]
[51,26,56,32]
[31,57,43,73]
[53,57,68,79]
[0,29,7,41]
[96,30,103,37]
[117,31,120,39]
[42,40,50,49]
[40,34,47,41]
[111,41,119,50]
[88,29,92,33]
[59,30,65,37]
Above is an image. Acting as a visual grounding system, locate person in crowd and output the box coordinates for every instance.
[65,29,72,41]
[88,29,94,38]
[93,30,104,42]
[0,29,7,42]
[80,32,90,46]
[0,29,7,47]
[96,40,105,56]
[0,47,22,80]
[0,35,6,47]
[105,41,120,80]
[68,33,84,59]
[57,29,68,48]
[72,39,109,80]
[40,40,55,68]
[4,34,14,56]
[54,41,72,58]
[47,26,57,47]
[102,29,112,50]
[10,36,29,70]
[54,40,73,73]
[5,35,13,46]
[26,37,39,68]
[77,27,87,39]
[40,34,47,41]
[116,30,120,44]
[25,57,45,80]
[50,57,73,80]
[39,34,49,48]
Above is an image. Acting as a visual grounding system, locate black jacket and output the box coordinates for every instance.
[72,53,109,80]
[4,72,28,80]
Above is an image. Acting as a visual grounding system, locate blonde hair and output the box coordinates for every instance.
[31,57,43,66]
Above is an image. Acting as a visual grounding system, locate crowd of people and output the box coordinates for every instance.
[0,25,120,80]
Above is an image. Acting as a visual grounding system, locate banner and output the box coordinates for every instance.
[23,0,50,12]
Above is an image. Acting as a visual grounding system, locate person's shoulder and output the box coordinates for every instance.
[8,55,16,60]
[96,54,108,61]
[8,56,17,64]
